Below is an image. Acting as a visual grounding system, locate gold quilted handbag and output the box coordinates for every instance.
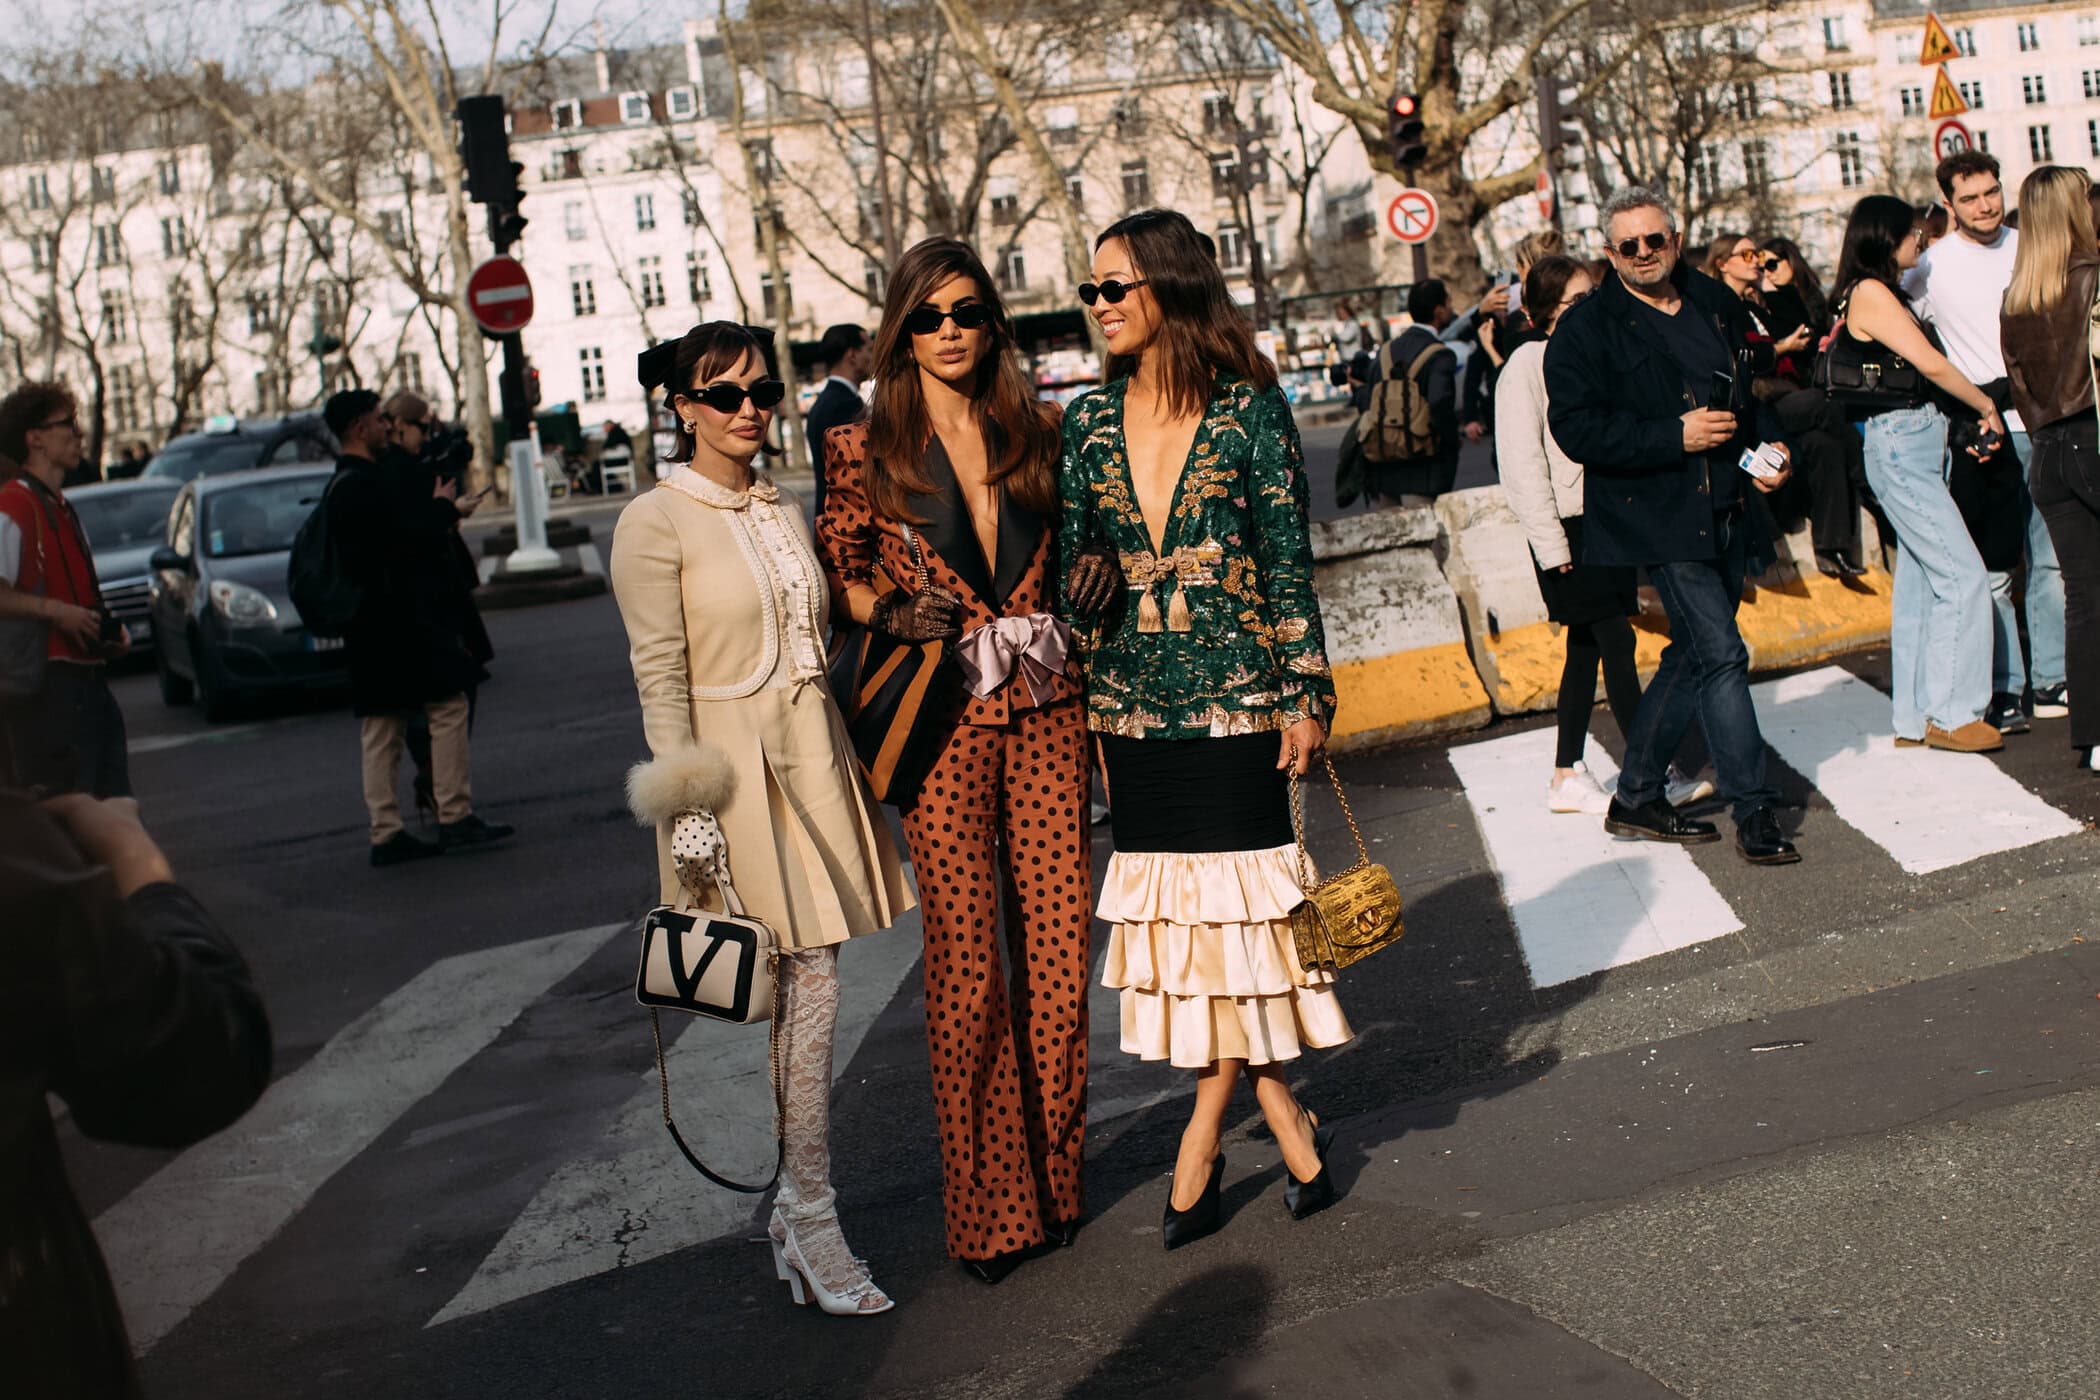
[1289,755,1404,972]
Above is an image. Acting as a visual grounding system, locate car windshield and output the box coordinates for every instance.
[73,487,180,550]
[145,435,261,482]
[202,477,328,559]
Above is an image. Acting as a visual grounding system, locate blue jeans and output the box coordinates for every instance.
[1617,511,1777,826]
[1985,429,2068,694]
[1862,404,1991,737]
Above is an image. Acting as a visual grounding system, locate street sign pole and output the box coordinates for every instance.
[488,230,557,575]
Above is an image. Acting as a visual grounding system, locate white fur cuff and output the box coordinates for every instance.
[625,742,737,826]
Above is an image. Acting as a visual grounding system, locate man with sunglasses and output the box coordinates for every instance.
[1545,187,1801,866]
[806,324,870,518]
[0,381,131,797]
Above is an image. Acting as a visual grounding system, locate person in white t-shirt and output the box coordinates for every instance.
[1903,149,2069,733]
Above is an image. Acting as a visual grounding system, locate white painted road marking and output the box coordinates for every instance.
[94,922,623,1353]
[1451,726,1743,988]
[429,913,925,1326]
[1753,666,2083,875]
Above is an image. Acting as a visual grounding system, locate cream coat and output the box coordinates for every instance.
[609,474,914,949]
[1495,339,1588,571]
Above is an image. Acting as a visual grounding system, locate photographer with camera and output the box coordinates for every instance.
[0,381,133,798]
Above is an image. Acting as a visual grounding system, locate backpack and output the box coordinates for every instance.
[286,474,362,637]
[1357,339,1446,463]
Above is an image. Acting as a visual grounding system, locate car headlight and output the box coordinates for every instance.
[208,579,280,624]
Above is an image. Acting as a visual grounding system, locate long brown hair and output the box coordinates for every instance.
[865,238,1057,523]
[1096,209,1274,417]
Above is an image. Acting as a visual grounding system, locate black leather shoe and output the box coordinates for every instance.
[439,814,515,849]
[370,831,443,867]
[960,1251,1025,1286]
[1044,1218,1082,1248]
[1283,1118,1337,1221]
[1162,1153,1225,1251]
[1735,806,1800,865]
[1605,797,1721,844]
[1816,550,1867,578]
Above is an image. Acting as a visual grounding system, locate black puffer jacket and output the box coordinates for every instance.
[0,791,272,1398]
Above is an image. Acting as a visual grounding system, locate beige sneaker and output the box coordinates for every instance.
[1924,720,2004,753]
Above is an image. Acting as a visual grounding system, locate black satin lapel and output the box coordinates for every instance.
[993,487,1044,609]
[908,437,997,607]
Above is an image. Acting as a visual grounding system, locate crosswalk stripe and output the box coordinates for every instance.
[94,922,624,1353]
[428,912,925,1327]
[1451,725,1745,988]
[1754,666,2083,875]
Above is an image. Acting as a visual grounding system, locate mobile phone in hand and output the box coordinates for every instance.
[1709,371,1735,409]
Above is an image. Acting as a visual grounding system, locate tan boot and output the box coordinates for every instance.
[1924,720,2004,753]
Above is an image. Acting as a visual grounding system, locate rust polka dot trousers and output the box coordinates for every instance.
[900,695,1093,1261]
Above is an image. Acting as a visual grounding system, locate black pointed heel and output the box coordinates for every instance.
[1284,1118,1337,1221]
[1162,1153,1225,1251]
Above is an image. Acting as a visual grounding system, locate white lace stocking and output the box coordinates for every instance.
[768,947,886,1310]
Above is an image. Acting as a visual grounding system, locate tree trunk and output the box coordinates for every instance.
[443,187,497,493]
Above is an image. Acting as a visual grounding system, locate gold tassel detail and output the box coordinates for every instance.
[1137,588,1165,634]
[1166,582,1192,632]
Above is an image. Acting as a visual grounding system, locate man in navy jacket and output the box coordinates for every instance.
[1545,186,1801,866]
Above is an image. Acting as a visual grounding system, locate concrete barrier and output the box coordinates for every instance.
[1310,507,1491,748]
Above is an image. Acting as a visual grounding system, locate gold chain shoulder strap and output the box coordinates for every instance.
[1290,752,1371,891]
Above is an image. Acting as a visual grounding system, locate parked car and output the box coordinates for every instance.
[148,465,349,720]
[142,413,337,483]
[69,478,182,656]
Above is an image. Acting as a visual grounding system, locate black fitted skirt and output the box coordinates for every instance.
[1533,513,1639,626]
[1099,732,1292,854]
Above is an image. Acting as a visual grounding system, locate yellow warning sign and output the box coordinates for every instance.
[1929,63,1968,117]
[1920,13,1959,65]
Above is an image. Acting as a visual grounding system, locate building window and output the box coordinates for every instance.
[620,91,650,124]
[1828,71,1855,109]
[108,364,140,432]
[2087,70,2100,100]
[553,99,582,130]
[745,139,777,183]
[2018,20,2039,52]
[634,193,655,231]
[160,217,187,257]
[2023,74,2048,105]
[93,223,123,267]
[1211,151,1240,198]
[1822,15,1848,51]
[90,165,116,201]
[996,246,1026,293]
[2088,118,2099,156]
[102,291,129,344]
[686,250,711,303]
[1689,144,1720,203]
[30,232,57,273]
[1743,139,1772,193]
[2030,123,2054,161]
[579,346,606,402]
[1900,85,1925,117]
[24,172,49,210]
[1959,80,1985,110]
[1977,129,1990,153]
[1111,96,1144,139]
[1733,81,1759,121]
[1836,131,1865,189]
[564,200,587,241]
[638,254,666,308]
[1067,176,1084,210]
[569,265,597,317]
[864,259,886,304]
[1217,225,1247,269]
[156,159,180,196]
[667,86,697,120]
[1045,106,1079,146]
[682,189,702,227]
[400,352,424,393]
[990,192,1019,226]
[753,201,785,247]
[377,209,407,248]
[246,292,272,335]
[1953,26,1974,57]
[2083,15,2099,46]
[760,271,793,321]
[1121,159,1150,210]
[1202,93,1233,134]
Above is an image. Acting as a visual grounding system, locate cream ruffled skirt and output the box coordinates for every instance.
[1098,843,1355,1069]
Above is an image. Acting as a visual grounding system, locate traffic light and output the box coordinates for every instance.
[1388,92,1427,169]
[526,361,542,409]
[457,94,528,248]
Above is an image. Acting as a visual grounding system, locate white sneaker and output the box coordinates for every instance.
[1666,768,1715,808]
[1548,764,1612,814]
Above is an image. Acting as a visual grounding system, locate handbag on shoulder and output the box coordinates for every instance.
[1813,293,1927,412]
[627,749,783,1194]
[825,522,958,804]
[1288,754,1405,972]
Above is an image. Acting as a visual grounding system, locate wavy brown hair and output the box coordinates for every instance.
[865,238,1057,523]
[1095,209,1274,417]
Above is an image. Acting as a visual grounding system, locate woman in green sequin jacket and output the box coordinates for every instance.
[1057,209,1351,1250]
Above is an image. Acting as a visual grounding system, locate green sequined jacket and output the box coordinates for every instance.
[1056,375,1337,740]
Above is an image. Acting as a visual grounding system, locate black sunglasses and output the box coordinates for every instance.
[679,379,786,414]
[903,303,994,336]
[1077,278,1147,306]
[1759,255,1784,273]
[1611,232,1672,258]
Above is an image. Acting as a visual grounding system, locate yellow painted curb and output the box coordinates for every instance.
[1330,640,1493,748]
[1736,568,1893,670]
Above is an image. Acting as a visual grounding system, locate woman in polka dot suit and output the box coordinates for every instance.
[1059,210,1353,1249]
[612,322,916,1317]
[818,239,1122,1286]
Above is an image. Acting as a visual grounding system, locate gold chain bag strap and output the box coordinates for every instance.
[1288,754,1404,972]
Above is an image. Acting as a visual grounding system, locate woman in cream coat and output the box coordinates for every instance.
[611,321,914,1318]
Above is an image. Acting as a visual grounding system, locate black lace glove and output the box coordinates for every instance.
[1063,545,1123,618]
[871,586,963,642]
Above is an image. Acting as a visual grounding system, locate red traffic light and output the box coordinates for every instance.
[1393,94,1418,117]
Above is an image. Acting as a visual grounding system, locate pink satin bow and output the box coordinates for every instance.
[954,613,1072,704]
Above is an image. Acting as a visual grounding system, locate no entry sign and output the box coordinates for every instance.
[1935,118,1973,159]
[1386,188,1439,245]
[467,256,534,336]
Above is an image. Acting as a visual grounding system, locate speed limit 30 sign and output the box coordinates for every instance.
[1934,118,1973,159]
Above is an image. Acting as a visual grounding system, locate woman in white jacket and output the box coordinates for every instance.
[1497,257,1710,815]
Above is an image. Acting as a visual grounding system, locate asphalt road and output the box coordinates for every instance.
[63,446,2100,1400]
